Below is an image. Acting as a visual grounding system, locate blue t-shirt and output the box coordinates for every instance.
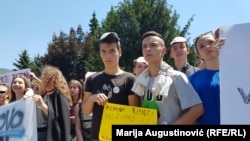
[189,69,220,124]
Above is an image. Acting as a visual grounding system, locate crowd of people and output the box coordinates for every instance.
[0,29,225,141]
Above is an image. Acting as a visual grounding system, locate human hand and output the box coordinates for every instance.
[214,38,226,50]
[32,94,45,108]
[91,93,108,106]
[214,28,219,39]
[29,72,36,79]
[23,88,34,99]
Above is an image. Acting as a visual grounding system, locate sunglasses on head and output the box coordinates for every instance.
[193,31,213,48]
[0,91,6,94]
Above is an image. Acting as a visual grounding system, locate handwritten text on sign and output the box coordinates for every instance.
[0,68,30,87]
[0,97,37,141]
[99,102,157,141]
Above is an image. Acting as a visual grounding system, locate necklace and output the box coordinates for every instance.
[46,89,55,93]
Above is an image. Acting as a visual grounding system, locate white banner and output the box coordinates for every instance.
[220,22,250,124]
[0,68,30,87]
[0,97,37,141]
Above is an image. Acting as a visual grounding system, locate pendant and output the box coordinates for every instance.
[113,86,120,94]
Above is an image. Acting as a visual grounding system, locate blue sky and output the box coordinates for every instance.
[1,0,249,70]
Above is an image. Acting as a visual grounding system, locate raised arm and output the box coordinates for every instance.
[29,72,42,83]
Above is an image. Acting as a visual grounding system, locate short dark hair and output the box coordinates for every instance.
[142,31,163,40]
[142,31,165,47]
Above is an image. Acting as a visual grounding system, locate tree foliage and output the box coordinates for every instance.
[13,49,43,76]
[30,54,43,76]
[13,49,33,71]
[98,0,196,71]
[84,12,104,72]
[13,0,198,81]
[41,25,93,81]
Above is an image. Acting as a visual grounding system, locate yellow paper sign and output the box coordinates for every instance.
[99,102,157,141]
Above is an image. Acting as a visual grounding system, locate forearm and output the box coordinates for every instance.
[171,103,204,125]
[74,104,84,141]
[40,103,48,115]
[30,72,42,83]
[82,98,95,115]
[75,128,83,141]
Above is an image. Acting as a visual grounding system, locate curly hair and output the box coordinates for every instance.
[31,79,46,96]
[41,65,72,106]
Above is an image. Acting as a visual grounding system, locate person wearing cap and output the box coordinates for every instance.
[170,36,199,77]
[82,32,139,140]
[132,31,204,125]
[133,56,148,77]
[189,30,226,124]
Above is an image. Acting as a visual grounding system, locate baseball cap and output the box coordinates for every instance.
[100,32,120,41]
[134,56,148,65]
[170,36,187,46]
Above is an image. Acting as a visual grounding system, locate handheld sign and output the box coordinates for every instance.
[0,68,30,87]
[0,96,37,141]
[99,102,157,141]
[220,22,250,124]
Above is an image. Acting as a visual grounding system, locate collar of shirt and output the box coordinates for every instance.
[173,63,191,73]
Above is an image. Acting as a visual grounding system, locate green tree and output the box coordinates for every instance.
[85,12,103,72]
[97,0,196,71]
[30,54,43,76]
[13,49,32,70]
[42,25,93,81]
[174,14,197,66]
[13,49,43,76]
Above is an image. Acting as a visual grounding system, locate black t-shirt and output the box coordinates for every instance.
[85,71,136,139]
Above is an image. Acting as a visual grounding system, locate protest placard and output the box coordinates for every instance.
[220,22,250,124]
[0,96,37,141]
[0,68,30,87]
[99,102,157,141]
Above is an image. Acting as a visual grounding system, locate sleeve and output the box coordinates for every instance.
[126,73,136,95]
[85,73,96,93]
[172,72,202,110]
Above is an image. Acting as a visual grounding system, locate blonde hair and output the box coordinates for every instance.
[31,79,46,96]
[41,65,72,106]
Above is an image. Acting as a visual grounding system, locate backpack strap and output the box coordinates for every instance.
[78,102,83,130]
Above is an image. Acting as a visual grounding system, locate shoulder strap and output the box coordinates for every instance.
[78,102,82,116]
[78,102,83,130]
